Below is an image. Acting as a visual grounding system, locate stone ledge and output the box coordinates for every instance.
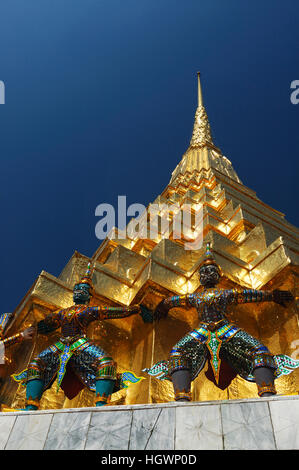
[1,395,298,450]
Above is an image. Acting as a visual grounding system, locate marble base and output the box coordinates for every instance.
[0,395,299,450]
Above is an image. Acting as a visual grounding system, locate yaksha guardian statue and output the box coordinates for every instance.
[13,264,151,410]
[144,243,299,401]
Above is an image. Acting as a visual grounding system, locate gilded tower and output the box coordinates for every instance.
[1,74,299,409]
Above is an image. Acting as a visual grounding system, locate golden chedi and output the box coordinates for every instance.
[1,73,298,410]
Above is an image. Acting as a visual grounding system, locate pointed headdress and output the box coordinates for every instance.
[199,242,220,271]
[77,262,95,295]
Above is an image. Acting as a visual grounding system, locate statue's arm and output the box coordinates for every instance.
[99,305,141,320]
[1,326,35,347]
[229,288,294,306]
[37,311,62,335]
[154,294,194,320]
[2,332,25,347]
[83,304,153,323]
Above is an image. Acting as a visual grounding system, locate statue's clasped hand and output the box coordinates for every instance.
[21,326,36,341]
[139,305,154,323]
[139,302,167,323]
[153,300,169,322]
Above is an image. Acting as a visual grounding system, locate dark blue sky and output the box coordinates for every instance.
[0,1,298,312]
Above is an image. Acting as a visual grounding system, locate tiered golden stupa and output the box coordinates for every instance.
[2,73,299,410]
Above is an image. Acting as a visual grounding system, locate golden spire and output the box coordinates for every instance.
[170,72,241,185]
[189,72,214,149]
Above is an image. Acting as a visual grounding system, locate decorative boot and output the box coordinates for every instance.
[254,367,277,397]
[95,379,115,406]
[171,369,192,402]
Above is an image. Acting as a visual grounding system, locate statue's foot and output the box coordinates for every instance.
[0,406,29,412]
[1,404,39,412]
[259,392,276,397]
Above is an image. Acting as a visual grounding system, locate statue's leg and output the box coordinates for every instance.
[23,349,59,410]
[95,355,117,406]
[25,378,44,410]
[24,358,45,410]
[169,345,192,402]
[70,344,117,406]
[168,332,207,402]
[220,330,277,398]
[251,344,277,397]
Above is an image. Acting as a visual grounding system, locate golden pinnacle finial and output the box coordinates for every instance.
[197,71,203,107]
[189,72,214,149]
